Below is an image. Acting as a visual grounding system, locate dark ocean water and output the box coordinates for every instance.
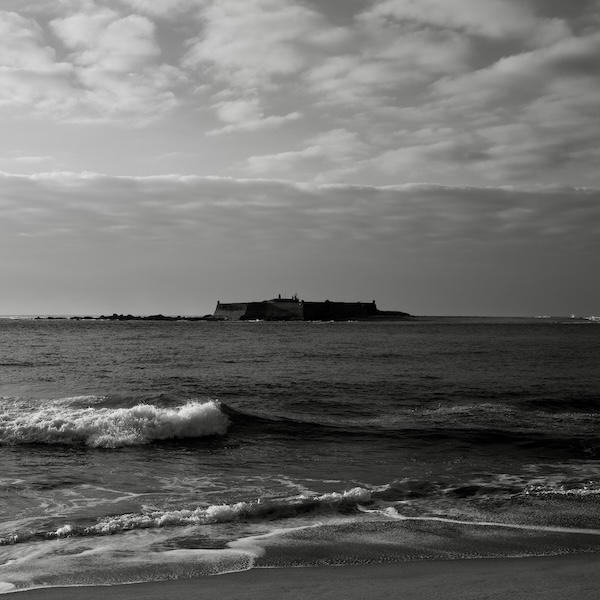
[1,317,600,591]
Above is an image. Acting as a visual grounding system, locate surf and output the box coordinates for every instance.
[0,399,229,448]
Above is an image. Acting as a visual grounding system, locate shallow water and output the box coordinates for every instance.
[1,318,599,591]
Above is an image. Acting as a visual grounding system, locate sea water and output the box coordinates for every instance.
[1,317,599,591]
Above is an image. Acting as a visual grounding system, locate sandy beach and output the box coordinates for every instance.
[9,554,599,600]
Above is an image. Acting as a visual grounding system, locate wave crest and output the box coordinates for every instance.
[0,487,372,545]
[86,487,371,535]
[0,400,229,448]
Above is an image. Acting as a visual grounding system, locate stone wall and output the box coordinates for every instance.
[212,299,408,321]
[243,301,303,320]
[212,302,249,320]
[302,301,379,321]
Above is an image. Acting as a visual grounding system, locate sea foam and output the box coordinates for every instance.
[0,487,373,545]
[0,400,229,448]
[70,487,372,536]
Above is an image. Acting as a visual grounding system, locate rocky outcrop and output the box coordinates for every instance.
[67,314,209,321]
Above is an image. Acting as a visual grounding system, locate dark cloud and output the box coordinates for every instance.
[2,173,598,249]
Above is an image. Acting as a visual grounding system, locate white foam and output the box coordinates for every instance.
[0,400,229,447]
[78,487,372,534]
[0,526,258,593]
[320,487,372,503]
[524,484,600,497]
[0,487,375,544]
[375,506,600,536]
[54,524,75,538]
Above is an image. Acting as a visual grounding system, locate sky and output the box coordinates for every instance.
[1,0,599,317]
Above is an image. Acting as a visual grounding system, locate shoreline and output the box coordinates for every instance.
[8,553,600,599]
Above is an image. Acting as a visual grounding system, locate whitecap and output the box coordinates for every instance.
[0,400,229,448]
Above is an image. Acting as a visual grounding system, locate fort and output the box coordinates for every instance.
[212,295,410,321]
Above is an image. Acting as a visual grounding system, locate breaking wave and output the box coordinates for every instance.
[2,395,598,458]
[0,400,229,448]
[0,487,371,545]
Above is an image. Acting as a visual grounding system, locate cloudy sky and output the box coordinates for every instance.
[1,0,599,316]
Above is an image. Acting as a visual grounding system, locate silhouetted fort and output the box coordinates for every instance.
[212,295,410,321]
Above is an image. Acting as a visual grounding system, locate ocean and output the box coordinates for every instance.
[1,317,599,592]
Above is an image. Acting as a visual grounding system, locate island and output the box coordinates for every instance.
[45,296,410,322]
[212,295,410,321]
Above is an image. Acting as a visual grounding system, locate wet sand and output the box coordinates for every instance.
[9,553,600,600]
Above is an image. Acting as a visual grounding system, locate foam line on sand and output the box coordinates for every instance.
[7,553,600,600]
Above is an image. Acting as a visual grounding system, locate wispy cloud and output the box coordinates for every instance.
[13,155,57,164]
[369,26,600,181]
[360,0,564,41]
[116,0,197,19]
[206,97,301,135]
[244,129,369,180]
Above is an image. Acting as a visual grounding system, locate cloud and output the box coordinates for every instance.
[49,8,184,123]
[0,6,184,124]
[2,172,597,251]
[403,30,600,179]
[1,1,599,185]
[14,155,57,164]
[214,98,263,124]
[0,11,57,69]
[305,29,470,108]
[206,112,301,136]
[184,0,354,134]
[300,0,567,111]
[361,0,565,42]
[435,30,600,108]
[182,0,342,90]
[244,129,369,178]
[116,0,196,19]
[51,10,161,72]
[206,97,301,135]
[0,11,76,112]
[345,11,600,183]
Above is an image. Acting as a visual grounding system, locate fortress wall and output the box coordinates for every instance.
[241,302,269,320]
[213,299,403,321]
[212,302,249,320]
[303,302,379,321]
[242,301,303,320]
[214,301,303,320]
[267,301,303,320]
